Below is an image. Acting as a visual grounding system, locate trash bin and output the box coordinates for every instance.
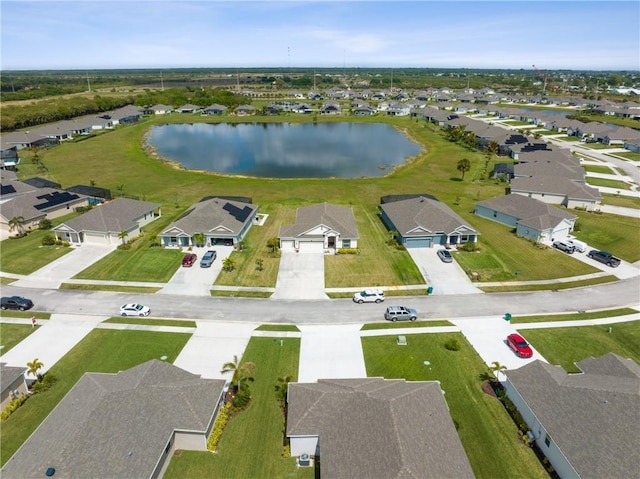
[504,313,512,321]
[427,286,434,295]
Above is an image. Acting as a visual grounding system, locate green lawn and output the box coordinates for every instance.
[254,324,300,332]
[0,311,50,320]
[586,177,632,190]
[521,321,640,373]
[60,284,162,293]
[573,210,640,262]
[479,275,618,292]
[0,329,191,465]
[164,337,308,478]
[511,307,637,324]
[0,323,40,353]
[361,320,453,330]
[601,193,640,209]
[611,151,640,162]
[102,317,197,328]
[0,237,72,275]
[362,333,547,479]
[582,164,614,174]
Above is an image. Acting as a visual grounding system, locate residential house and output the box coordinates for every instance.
[510,176,602,211]
[202,104,228,116]
[503,354,640,479]
[320,101,341,115]
[380,195,479,248]
[286,378,474,479]
[143,104,174,115]
[159,196,257,248]
[279,202,358,253]
[474,194,577,242]
[176,104,202,114]
[0,363,28,410]
[0,360,226,479]
[53,197,161,245]
[65,185,112,203]
[234,105,257,116]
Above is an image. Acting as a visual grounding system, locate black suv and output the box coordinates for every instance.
[1,296,34,311]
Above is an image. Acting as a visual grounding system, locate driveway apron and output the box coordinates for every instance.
[271,251,328,300]
[0,314,106,379]
[297,324,367,382]
[158,246,233,296]
[173,321,257,381]
[12,244,116,289]
[408,248,483,295]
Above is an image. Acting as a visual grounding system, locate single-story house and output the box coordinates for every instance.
[52,197,161,245]
[510,175,602,211]
[0,363,28,410]
[176,103,202,114]
[380,195,479,248]
[202,104,228,115]
[279,202,358,253]
[0,360,226,479]
[143,104,173,115]
[503,354,640,479]
[159,197,257,247]
[474,194,577,242]
[287,378,474,478]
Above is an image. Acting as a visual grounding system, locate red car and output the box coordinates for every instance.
[181,253,197,267]
[506,333,533,358]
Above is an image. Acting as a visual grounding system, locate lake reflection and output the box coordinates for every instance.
[147,122,421,178]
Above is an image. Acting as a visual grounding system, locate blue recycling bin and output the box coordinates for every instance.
[427,286,434,295]
[504,313,512,321]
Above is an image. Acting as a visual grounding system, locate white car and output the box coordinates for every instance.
[353,288,385,304]
[119,303,151,317]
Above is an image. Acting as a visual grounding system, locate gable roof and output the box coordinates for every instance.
[0,363,26,394]
[161,197,257,236]
[287,378,474,479]
[53,197,159,234]
[1,360,225,479]
[510,176,602,201]
[279,202,358,239]
[381,196,478,236]
[504,354,640,478]
[0,187,86,222]
[476,194,576,230]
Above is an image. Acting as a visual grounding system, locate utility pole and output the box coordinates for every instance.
[160,72,164,91]
[86,73,91,92]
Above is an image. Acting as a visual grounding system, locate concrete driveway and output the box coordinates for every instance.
[11,244,116,289]
[408,247,483,295]
[297,324,367,382]
[158,245,233,296]
[271,251,328,300]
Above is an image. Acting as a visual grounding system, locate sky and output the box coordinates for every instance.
[1,1,639,71]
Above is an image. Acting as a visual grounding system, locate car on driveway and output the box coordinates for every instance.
[552,240,575,254]
[587,249,621,267]
[182,253,197,267]
[353,288,384,303]
[119,303,150,317]
[200,250,217,268]
[384,306,418,322]
[437,249,453,263]
[506,333,533,358]
[1,296,34,311]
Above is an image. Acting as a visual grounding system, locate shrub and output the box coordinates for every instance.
[62,241,70,248]
[282,444,291,458]
[458,241,480,252]
[75,205,93,213]
[117,243,131,250]
[233,387,252,409]
[31,373,57,394]
[444,338,461,351]
[39,218,52,230]
[207,402,232,451]
[41,234,56,246]
[337,248,358,255]
[1,394,29,421]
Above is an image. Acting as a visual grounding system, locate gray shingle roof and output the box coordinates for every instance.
[1,360,225,479]
[476,194,576,230]
[54,197,159,234]
[0,363,26,394]
[161,197,257,236]
[0,187,86,222]
[504,354,640,479]
[279,203,358,239]
[287,378,474,479]
[510,176,602,201]
[381,196,478,236]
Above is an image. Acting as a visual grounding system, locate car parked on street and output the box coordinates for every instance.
[506,333,533,358]
[200,250,217,268]
[182,253,197,267]
[384,306,418,322]
[552,240,575,254]
[119,303,151,317]
[1,296,34,311]
[353,288,384,304]
[437,249,453,263]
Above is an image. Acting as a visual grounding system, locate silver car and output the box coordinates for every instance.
[384,306,418,322]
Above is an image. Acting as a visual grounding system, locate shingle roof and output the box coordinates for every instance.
[279,202,358,239]
[287,378,474,479]
[0,187,86,222]
[381,196,478,236]
[161,197,257,236]
[1,360,225,479]
[510,176,602,201]
[504,354,640,479]
[0,363,26,394]
[476,194,576,231]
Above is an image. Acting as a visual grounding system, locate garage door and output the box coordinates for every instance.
[552,226,571,240]
[84,232,109,244]
[405,237,432,248]
[298,241,324,253]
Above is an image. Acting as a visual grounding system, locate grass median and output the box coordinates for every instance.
[0,323,41,353]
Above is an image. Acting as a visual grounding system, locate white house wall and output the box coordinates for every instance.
[511,191,566,206]
[566,198,598,212]
[173,431,207,451]
[290,435,319,457]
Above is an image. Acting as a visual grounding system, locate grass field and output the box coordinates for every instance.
[0,329,191,465]
[511,307,637,324]
[601,193,640,209]
[102,317,197,328]
[164,337,308,478]
[586,177,632,190]
[254,324,300,332]
[479,275,618,292]
[362,333,547,479]
[0,311,50,319]
[60,284,162,293]
[573,210,640,262]
[0,237,72,275]
[582,164,615,174]
[0,323,40,353]
[521,321,640,373]
[360,320,453,330]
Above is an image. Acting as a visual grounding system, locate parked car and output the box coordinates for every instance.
[182,253,197,267]
[200,250,217,268]
[506,333,533,358]
[437,249,453,263]
[119,303,150,317]
[566,239,587,253]
[353,288,385,304]
[552,240,575,254]
[1,296,34,311]
[587,250,621,268]
[384,306,418,322]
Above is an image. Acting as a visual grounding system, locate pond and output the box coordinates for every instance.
[146,122,422,178]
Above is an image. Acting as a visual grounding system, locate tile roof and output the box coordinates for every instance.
[287,378,474,479]
[279,202,358,239]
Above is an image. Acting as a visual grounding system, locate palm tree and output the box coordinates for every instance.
[457,158,471,180]
[221,355,256,390]
[27,358,44,381]
[222,257,235,272]
[8,216,26,236]
[275,375,292,403]
[490,361,507,383]
[118,230,129,245]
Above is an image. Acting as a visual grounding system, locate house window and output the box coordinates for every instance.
[544,434,551,447]
[342,239,351,248]
[493,211,497,218]
[460,235,468,242]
